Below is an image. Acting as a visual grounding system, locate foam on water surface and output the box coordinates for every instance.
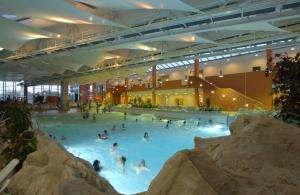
[37,112,230,195]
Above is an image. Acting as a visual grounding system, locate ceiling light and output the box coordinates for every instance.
[189,50,193,53]
[0,47,3,51]
[222,94,226,98]
[191,36,195,41]
[143,58,146,61]
[153,47,157,51]
[89,16,93,21]
[211,91,214,94]
[56,34,61,38]
[291,47,295,51]
[200,83,203,87]
[190,81,193,84]
[226,59,230,62]
[116,55,120,58]
[245,103,249,107]
[232,97,236,101]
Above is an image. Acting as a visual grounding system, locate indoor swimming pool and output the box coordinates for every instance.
[36,112,230,194]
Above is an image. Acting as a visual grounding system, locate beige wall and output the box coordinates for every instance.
[157,94,195,106]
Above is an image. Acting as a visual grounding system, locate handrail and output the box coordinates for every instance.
[0,159,19,193]
[8,1,299,59]
[201,78,267,106]
[226,88,266,106]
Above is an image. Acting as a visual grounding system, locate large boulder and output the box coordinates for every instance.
[194,115,300,195]
[7,131,120,195]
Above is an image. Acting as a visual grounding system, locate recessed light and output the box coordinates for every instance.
[211,91,214,94]
[56,34,61,38]
[222,94,226,98]
[232,97,236,101]
[245,103,249,107]
[89,16,93,21]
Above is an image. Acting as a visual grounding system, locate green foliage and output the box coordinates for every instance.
[2,131,37,170]
[270,53,300,122]
[0,102,32,141]
[130,97,157,108]
[0,102,36,169]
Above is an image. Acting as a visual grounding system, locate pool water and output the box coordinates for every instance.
[37,112,230,194]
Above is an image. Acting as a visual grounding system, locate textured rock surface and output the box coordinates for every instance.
[195,115,300,195]
[7,131,120,195]
[147,115,300,195]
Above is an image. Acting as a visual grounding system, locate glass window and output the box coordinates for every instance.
[176,61,184,66]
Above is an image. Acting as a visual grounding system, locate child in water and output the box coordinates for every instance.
[93,160,102,172]
[135,159,150,175]
[118,156,126,174]
[143,132,149,141]
[110,142,119,154]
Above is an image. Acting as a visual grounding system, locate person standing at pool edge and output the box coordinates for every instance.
[124,111,127,120]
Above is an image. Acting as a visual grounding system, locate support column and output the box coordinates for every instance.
[60,80,69,110]
[92,83,96,101]
[105,80,110,93]
[24,82,28,103]
[152,65,156,105]
[124,78,129,104]
[194,59,200,107]
[266,48,273,64]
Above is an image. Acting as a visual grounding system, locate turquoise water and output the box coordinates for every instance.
[37,112,230,194]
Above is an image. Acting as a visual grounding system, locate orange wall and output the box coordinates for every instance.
[205,71,273,109]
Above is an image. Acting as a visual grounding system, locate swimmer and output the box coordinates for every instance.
[110,142,118,154]
[111,125,116,131]
[103,130,108,136]
[98,133,108,140]
[143,132,149,141]
[209,119,212,124]
[136,118,138,122]
[61,135,66,141]
[118,156,126,173]
[93,160,102,172]
[135,159,150,175]
[183,120,186,125]
[165,123,169,129]
[121,123,126,130]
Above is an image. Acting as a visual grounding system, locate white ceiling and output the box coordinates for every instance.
[0,0,299,82]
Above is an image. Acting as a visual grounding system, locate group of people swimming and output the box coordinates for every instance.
[93,140,149,175]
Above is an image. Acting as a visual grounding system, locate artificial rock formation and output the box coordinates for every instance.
[7,131,120,195]
[147,115,300,195]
